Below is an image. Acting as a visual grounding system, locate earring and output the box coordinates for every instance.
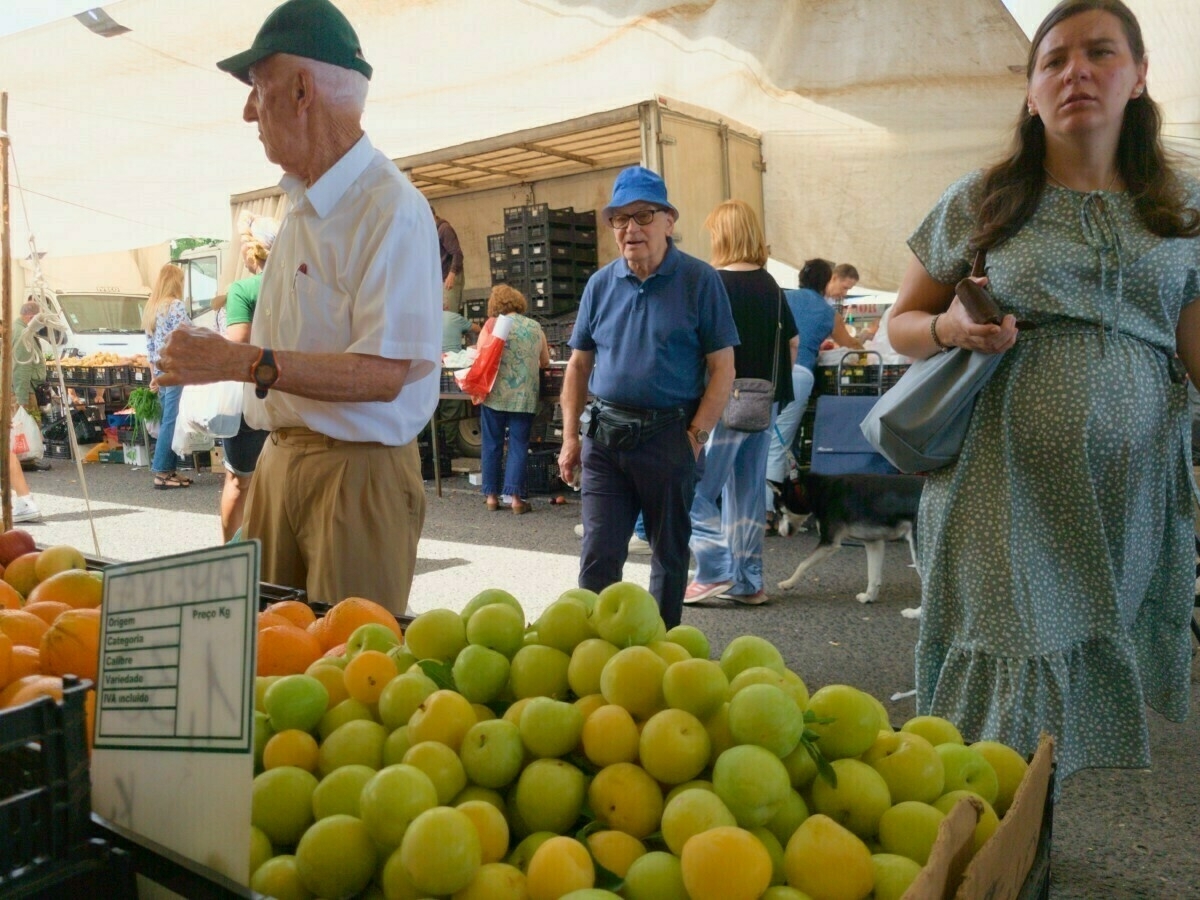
[1028,106,1037,116]
[1133,87,1144,97]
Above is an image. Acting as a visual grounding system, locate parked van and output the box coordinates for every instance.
[44,288,150,359]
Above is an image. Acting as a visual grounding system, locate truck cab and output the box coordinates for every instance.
[175,243,232,332]
[47,288,149,358]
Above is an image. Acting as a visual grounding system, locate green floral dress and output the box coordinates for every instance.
[910,170,1200,782]
[484,314,544,414]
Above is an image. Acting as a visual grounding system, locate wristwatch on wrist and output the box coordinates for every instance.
[688,425,710,444]
[251,348,281,399]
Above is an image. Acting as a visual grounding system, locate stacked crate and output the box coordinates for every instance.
[487,204,598,317]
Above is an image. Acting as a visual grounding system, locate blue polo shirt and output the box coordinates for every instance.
[570,240,739,409]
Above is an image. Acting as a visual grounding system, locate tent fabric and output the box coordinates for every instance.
[1,0,1197,290]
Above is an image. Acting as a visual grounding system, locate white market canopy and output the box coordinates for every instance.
[1,0,1198,290]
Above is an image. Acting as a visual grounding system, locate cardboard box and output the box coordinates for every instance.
[903,734,1054,900]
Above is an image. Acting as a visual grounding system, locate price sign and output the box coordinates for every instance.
[91,541,260,887]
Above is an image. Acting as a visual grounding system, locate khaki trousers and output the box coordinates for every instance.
[243,427,425,615]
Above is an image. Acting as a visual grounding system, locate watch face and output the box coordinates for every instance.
[693,429,709,443]
[255,363,279,385]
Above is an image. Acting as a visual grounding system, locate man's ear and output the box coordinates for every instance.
[294,68,315,113]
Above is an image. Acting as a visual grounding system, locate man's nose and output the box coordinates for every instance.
[243,91,258,123]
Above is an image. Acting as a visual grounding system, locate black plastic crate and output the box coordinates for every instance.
[573,224,597,245]
[547,339,571,361]
[44,441,71,460]
[532,296,579,317]
[505,223,528,245]
[490,264,509,285]
[507,260,527,279]
[525,448,565,494]
[539,367,566,399]
[573,246,599,264]
[505,204,546,226]
[130,366,153,386]
[530,278,576,298]
[0,676,93,895]
[439,370,461,393]
[487,233,506,254]
[58,365,89,387]
[541,318,576,345]
[91,366,131,386]
[465,299,488,321]
[488,249,507,267]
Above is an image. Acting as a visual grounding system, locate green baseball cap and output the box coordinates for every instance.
[217,0,372,85]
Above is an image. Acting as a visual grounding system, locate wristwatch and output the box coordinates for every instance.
[688,425,710,444]
[251,348,281,399]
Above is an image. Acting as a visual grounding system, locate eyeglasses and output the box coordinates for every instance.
[608,208,667,229]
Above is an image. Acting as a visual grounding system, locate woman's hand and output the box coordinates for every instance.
[938,288,1019,355]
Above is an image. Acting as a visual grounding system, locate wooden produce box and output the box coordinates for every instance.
[903,734,1055,900]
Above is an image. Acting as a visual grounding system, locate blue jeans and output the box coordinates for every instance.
[579,420,697,627]
[152,384,185,475]
[690,416,772,595]
[480,406,534,498]
[765,365,816,502]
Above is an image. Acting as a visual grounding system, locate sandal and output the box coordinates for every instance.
[154,473,192,490]
[485,497,500,511]
[511,500,533,515]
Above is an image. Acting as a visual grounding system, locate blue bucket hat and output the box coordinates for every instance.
[217,0,372,85]
[602,166,678,221]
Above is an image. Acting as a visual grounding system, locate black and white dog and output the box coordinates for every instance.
[776,473,925,610]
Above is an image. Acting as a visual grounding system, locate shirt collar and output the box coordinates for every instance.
[614,237,681,281]
[279,133,375,218]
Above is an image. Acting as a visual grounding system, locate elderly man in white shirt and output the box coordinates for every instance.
[158,0,441,615]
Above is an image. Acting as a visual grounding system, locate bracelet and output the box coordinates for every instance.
[930,314,950,352]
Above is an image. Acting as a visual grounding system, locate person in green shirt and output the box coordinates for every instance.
[12,300,48,420]
[218,212,278,541]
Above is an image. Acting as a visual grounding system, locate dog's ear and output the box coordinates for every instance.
[782,475,810,515]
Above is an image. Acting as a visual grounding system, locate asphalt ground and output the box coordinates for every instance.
[14,454,1200,899]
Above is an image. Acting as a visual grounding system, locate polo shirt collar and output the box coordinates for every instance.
[614,238,682,281]
[279,133,375,218]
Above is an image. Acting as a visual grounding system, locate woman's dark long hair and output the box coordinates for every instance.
[799,258,833,293]
[972,0,1200,251]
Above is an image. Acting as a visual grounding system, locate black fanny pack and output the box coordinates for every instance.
[581,399,692,451]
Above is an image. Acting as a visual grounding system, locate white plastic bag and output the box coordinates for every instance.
[178,381,244,439]
[11,407,45,461]
[171,413,216,457]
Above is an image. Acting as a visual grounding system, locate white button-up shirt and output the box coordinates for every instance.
[246,134,441,445]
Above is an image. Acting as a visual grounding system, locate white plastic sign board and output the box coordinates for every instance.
[91,541,260,888]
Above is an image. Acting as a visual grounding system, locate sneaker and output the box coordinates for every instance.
[628,536,651,555]
[684,580,735,605]
[723,590,768,606]
[11,495,42,523]
[574,523,585,538]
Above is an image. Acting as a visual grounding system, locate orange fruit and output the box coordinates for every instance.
[258,611,295,631]
[307,615,329,648]
[324,643,347,659]
[10,645,40,680]
[21,601,71,625]
[258,625,323,677]
[319,597,401,651]
[26,569,103,610]
[40,608,101,682]
[267,600,317,630]
[0,581,22,610]
[342,650,398,705]
[0,609,50,648]
[0,632,11,689]
[0,674,64,709]
[263,729,321,772]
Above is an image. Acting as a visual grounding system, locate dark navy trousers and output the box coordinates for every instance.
[578,421,697,626]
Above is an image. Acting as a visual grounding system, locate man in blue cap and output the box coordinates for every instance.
[558,166,738,626]
[157,0,441,615]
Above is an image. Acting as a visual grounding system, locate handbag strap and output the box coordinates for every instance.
[770,288,783,392]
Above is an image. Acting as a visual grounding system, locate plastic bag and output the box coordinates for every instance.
[178,381,244,438]
[455,315,513,404]
[171,413,216,457]
[11,407,45,461]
